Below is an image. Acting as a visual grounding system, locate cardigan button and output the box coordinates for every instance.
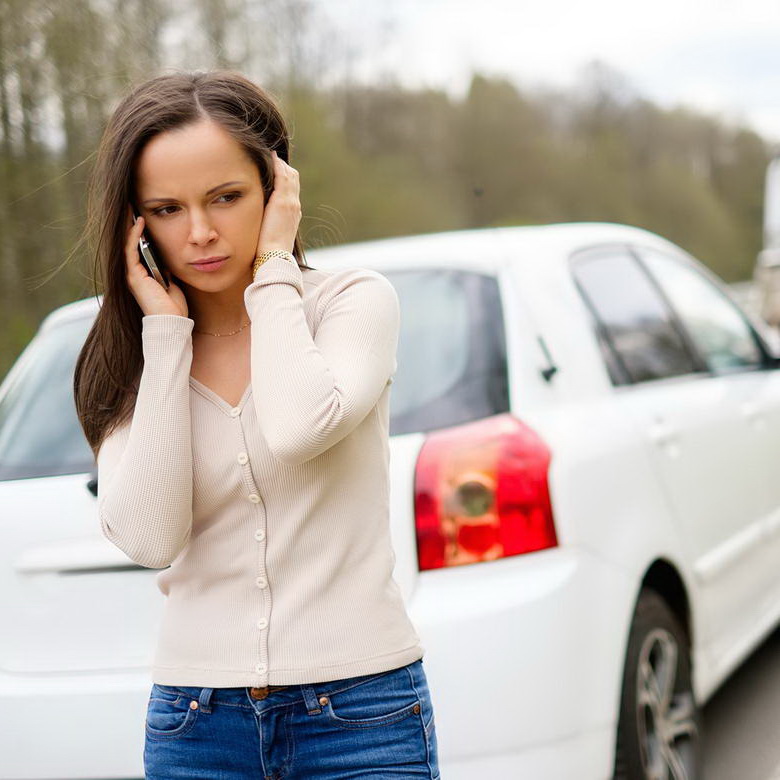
[256,576,267,588]
[256,617,268,629]
[237,452,249,465]
[248,493,261,503]
[230,407,241,417]
[254,529,266,541]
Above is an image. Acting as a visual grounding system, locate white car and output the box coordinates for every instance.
[2,222,780,780]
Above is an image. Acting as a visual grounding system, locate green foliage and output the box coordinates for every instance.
[285,89,459,249]
[0,2,773,381]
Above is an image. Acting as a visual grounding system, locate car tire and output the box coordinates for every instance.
[613,588,702,780]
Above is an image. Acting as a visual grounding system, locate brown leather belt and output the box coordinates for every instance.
[249,685,290,700]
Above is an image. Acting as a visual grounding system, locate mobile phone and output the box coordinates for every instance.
[132,209,169,289]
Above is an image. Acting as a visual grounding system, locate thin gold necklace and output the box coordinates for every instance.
[193,319,251,337]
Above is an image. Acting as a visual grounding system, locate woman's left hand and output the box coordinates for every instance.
[255,150,302,256]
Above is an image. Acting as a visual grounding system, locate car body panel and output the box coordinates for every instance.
[3,222,780,778]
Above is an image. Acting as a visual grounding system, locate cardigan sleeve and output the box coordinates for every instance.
[96,314,195,569]
[243,256,400,466]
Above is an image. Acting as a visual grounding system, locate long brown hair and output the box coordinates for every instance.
[74,70,313,459]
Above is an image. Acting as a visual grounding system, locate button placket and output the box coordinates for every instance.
[233,424,271,685]
[255,564,271,678]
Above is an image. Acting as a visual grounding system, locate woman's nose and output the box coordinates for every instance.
[188,212,218,245]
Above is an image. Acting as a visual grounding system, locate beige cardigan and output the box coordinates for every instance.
[96,254,424,687]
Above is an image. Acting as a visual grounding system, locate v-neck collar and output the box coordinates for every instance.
[189,376,252,416]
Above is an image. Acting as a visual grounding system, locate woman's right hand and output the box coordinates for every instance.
[124,210,189,318]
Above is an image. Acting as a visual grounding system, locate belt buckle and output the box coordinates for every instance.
[249,685,287,700]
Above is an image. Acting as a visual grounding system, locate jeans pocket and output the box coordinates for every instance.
[321,666,422,730]
[145,684,200,740]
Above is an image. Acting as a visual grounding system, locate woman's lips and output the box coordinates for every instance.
[191,257,227,272]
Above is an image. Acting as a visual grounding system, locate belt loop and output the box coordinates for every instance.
[198,687,215,713]
[301,684,323,715]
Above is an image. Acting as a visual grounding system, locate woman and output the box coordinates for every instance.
[74,70,440,779]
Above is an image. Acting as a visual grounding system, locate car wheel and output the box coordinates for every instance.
[613,588,702,780]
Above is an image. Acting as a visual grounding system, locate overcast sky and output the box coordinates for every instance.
[323,0,780,144]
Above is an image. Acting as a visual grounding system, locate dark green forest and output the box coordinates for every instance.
[0,0,774,378]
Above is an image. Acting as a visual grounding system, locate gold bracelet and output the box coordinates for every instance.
[252,249,297,279]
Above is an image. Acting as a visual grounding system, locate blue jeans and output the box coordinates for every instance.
[143,658,440,779]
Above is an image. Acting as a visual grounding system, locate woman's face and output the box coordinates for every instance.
[134,118,265,291]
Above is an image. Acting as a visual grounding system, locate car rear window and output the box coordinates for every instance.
[0,316,95,480]
[384,268,510,434]
[0,269,509,479]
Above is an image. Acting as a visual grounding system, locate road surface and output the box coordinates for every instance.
[703,625,780,780]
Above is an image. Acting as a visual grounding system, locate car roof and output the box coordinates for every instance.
[304,221,683,271]
[39,221,683,331]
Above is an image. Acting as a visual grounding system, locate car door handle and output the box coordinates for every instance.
[649,420,679,446]
[741,401,766,428]
[648,420,681,458]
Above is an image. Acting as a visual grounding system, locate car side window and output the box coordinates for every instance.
[571,246,699,385]
[637,246,765,374]
[384,268,510,434]
[0,316,95,481]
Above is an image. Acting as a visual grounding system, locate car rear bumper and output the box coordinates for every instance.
[438,725,614,780]
[408,545,636,779]
[1,546,635,780]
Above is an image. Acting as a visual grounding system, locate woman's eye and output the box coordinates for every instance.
[152,205,178,217]
[216,192,241,204]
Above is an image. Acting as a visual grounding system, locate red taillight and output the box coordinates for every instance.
[414,413,557,570]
